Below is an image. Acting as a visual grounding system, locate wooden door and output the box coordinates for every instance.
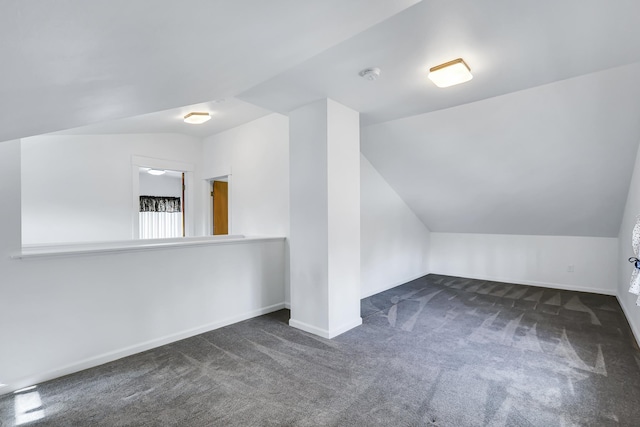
[212,181,228,235]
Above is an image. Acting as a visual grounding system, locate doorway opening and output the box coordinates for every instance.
[139,167,185,239]
[211,177,229,235]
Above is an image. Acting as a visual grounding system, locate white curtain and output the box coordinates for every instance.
[139,212,182,239]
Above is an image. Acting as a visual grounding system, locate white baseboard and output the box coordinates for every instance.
[360,270,430,299]
[617,295,640,348]
[329,317,363,338]
[289,319,329,338]
[289,317,363,339]
[429,271,616,296]
[1,302,287,396]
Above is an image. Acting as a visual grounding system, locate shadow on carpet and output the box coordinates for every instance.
[1,274,639,426]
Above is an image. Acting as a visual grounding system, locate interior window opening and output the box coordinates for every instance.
[139,168,185,239]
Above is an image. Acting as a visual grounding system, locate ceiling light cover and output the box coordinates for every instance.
[428,58,473,88]
[147,169,166,176]
[183,112,211,124]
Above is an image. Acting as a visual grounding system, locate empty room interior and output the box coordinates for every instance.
[2,1,640,425]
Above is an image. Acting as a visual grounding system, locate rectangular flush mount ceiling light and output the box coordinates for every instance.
[428,58,473,88]
[183,112,211,124]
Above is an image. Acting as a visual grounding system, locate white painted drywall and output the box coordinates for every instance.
[201,110,436,309]
[326,100,361,334]
[2,239,286,395]
[361,64,640,238]
[360,154,430,298]
[202,113,289,238]
[618,143,640,344]
[0,140,22,254]
[21,133,204,244]
[0,140,22,395]
[2,138,287,394]
[0,1,420,142]
[289,99,361,338]
[139,171,182,197]
[202,113,289,304]
[430,233,618,295]
[289,100,331,334]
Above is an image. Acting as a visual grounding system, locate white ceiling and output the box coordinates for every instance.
[239,0,640,126]
[5,0,640,237]
[236,0,640,237]
[0,0,419,141]
[362,63,640,237]
[50,98,271,138]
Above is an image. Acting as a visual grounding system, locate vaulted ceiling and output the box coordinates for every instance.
[362,64,640,237]
[239,0,640,126]
[4,0,640,237]
[0,0,418,140]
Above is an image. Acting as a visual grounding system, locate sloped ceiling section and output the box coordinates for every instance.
[361,63,640,237]
[239,0,640,126]
[49,98,272,139]
[0,0,419,141]
[5,0,640,240]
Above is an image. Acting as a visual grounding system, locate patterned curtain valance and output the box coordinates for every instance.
[139,196,181,213]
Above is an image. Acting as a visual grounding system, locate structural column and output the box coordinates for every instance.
[289,99,362,339]
[0,140,21,254]
[0,139,22,391]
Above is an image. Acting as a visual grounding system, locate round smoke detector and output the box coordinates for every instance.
[359,67,381,81]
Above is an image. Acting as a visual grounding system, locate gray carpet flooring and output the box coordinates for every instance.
[2,274,640,426]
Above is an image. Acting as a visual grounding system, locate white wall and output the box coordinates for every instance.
[2,240,286,395]
[360,154,430,298]
[1,137,287,395]
[21,133,204,244]
[430,233,618,295]
[288,99,361,338]
[202,113,290,303]
[326,100,361,334]
[201,112,435,306]
[0,141,23,395]
[202,113,289,238]
[618,144,640,343]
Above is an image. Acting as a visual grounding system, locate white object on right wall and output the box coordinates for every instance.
[629,215,640,305]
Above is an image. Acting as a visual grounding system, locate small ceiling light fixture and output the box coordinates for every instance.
[183,112,211,124]
[147,169,166,176]
[428,58,473,88]
[359,67,381,81]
